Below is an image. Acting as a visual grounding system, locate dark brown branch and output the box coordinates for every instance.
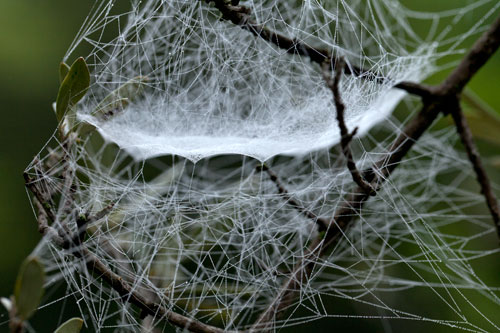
[322,59,375,195]
[26,115,228,333]
[394,81,432,98]
[202,0,430,97]
[204,0,329,63]
[252,12,500,330]
[450,104,500,238]
[257,164,329,231]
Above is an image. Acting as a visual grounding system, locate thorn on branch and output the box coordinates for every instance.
[322,58,376,196]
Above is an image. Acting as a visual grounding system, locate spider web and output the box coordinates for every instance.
[25,0,500,332]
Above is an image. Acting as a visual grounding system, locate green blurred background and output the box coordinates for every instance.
[0,0,499,332]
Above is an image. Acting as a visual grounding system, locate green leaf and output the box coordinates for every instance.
[54,317,84,333]
[59,62,70,84]
[55,57,90,122]
[14,256,45,321]
[93,76,148,120]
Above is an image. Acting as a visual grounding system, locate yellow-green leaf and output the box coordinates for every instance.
[93,76,148,120]
[54,317,84,333]
[14,256,45,320]
[462,90,500,146]
[56,57,90,122]
[462,114,500,146]
[59,62,70,84]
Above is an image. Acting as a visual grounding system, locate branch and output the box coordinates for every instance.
[251,102,440,331]
[24,172,56,222]
[73,203,115,246]
[81,249,227,333]
[450,104,500,238]
[32,197,64,246]
[202,0,430,97]
[251,12,500,330]
[25,179,228,333]
[322,59,375,195]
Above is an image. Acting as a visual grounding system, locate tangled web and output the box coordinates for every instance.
[26,0,500,332]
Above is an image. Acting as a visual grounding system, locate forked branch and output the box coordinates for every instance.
[24,175,228,333]
[251,13,500,331]
[322,58,376,195]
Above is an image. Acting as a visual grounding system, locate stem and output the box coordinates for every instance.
[322,58,375,195]
[451,104,500,238]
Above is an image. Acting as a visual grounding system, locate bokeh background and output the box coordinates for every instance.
[0,0,499,332]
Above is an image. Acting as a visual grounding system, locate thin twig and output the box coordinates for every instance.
[202,0,430,97]
[450,104,500,238]
[32,197,64,245]
[322,58,375,195]
[257,164,329,231]
[24,172,57,222]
